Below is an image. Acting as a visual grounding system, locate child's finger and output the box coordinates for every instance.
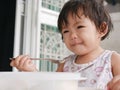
[18,55,30,68]
[13,55,29,67]
[107,75,120,90]
[112,79,120,90]
[10,60,15,67]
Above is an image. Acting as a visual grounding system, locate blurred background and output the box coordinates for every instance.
[0,0,120,71]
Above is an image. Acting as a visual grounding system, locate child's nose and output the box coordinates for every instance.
[70,32,78,40]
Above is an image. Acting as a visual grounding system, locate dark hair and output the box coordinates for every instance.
[57,0,113,40]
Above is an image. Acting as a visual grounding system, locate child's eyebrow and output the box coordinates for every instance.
[73,21,83,26]
[61,21,82,30]
[62,26,68,30]
[74,21,82,24]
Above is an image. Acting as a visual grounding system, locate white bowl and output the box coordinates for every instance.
[0,72,86,90]
[78,87,103,90]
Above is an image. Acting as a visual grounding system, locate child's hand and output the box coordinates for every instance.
[10,55,38,72]
[107,75,120,90]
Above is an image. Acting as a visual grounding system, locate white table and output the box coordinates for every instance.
[0,72,86,90]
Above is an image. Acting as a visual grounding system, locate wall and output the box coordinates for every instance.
[101,12,120,53]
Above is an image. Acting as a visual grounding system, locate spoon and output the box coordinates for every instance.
[9,58,65,64]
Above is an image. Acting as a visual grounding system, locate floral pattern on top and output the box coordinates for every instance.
[63,50,114,89]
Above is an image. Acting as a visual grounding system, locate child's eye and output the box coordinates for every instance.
[62,30,69,34]
[77,26,84,29]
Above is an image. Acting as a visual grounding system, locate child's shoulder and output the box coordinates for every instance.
[104,50,120,62]
[103,50,120,58]
[111,50,120,75]
[111,50,120,62]
[111,50,120,59]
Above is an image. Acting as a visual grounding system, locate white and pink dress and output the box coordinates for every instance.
[63,50,113,89]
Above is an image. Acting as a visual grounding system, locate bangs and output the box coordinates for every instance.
[58,0,90,32]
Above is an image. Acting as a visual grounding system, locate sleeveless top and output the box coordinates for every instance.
[63,50,113,89]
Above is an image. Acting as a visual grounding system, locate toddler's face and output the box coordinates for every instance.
[61,13,102,55]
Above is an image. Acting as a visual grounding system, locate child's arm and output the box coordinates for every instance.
[10,55,38,72]
[56,63,65,72]
[111,52,120,76]
[107,52,120,90]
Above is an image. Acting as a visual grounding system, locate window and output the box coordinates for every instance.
[39,24,71,71]
[42,0,65,12]
[13,0,71,72]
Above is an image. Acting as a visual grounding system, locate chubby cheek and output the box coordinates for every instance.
[63,40,70,48]
[63,40,72,50]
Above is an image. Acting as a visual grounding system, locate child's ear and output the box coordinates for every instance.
[99,22,108,38]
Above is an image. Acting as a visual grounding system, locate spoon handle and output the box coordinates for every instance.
[9,58,64,64]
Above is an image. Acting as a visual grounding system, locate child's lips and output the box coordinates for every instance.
[71,42,81,46]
